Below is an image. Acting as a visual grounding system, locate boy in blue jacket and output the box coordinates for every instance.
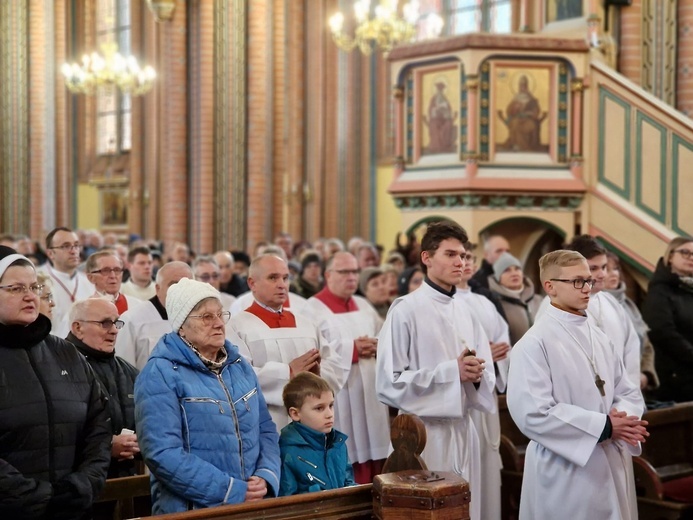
[279,372,355,495]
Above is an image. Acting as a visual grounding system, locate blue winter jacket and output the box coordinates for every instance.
[134,332,280,514]
[278,421,354,496]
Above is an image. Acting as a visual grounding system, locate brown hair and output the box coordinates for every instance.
[282,372,333,412]
[420,221,468,274]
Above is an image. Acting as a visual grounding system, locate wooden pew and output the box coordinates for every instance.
[143,485,373,520]
[95,414,464,520]
[633,402,693,520]
[94,474,152,519]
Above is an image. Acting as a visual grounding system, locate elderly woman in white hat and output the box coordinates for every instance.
[134,278,280,514]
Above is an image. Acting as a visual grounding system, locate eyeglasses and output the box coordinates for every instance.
[197,273,220,282]
[90,267,124,276]
[550,278,595,290]
[673,249,693,259]
[188,311,231,326]
[78,319,124,330]
[462,253,476,263]
[40,293,54,303]
[332,269,360,276]
[49,243,82,251]
[0,283,44,296]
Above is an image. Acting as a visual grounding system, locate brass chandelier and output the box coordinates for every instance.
[61,41,156,96]
[328,0,443,55]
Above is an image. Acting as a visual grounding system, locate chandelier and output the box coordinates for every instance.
[328,0,443,55]
[61,41,156,96]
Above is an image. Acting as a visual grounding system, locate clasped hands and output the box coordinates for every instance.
[289,348,321,377]
[457,348,486,383]
[609,408,649,446]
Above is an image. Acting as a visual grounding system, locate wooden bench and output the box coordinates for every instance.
[94,414,468,520]
[633,402,693,520]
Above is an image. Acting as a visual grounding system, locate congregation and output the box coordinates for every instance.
[0,223,690,519]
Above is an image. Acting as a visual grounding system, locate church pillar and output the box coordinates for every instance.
[465,75,479,177]
[393,85,405,177]
[187,0,215,252]
[0,1,30,234]
[677,0,693,117]
[157,0,188,247]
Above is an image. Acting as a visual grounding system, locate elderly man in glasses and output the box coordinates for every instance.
[39,227,96,337]
[193,256,236,312]
[86,250,142,314]
[67,297,140,479]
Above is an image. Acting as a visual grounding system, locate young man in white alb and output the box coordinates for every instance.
[507,250,647,520]
[376,221,496,520]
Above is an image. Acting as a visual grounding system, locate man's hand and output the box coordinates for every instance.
[489,341,511,362]
[609,408,649,446]
[354,336,378,359]
[111,433,140,461]
[245,476,268,502]
[639,373,649,390]
[289,349,321,377]
[457,349,486,383]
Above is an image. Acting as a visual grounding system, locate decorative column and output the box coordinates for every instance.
[570,77,585,178]
[393,85,405,176]
[465,75,479,178]
[519,0,530,32]
[157,0,188,245]
[678,0,693,117]
[1,1,30,233]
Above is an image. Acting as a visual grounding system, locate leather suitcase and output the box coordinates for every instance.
[372,470,471,520]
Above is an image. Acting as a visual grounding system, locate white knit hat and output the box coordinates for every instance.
[165,277,221,332]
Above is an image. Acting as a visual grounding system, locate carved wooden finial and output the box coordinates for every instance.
[381,414,428,474]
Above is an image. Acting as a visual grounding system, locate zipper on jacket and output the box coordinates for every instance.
[297,455,318,469]
[216,371,246,479]
[182,397,224,414]
[27,349,55,482]
[233,387,257,412]
[306,472,326,486]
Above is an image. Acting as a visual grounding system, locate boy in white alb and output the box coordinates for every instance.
[507,250,647,520]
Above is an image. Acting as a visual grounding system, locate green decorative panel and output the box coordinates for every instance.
[406,71,414,163]
[598,87,631,199]
[393,193,583,211]
[671,135,693,237]
[634,111,667,223]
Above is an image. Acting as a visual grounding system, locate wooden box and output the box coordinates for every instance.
[372,470,470,520]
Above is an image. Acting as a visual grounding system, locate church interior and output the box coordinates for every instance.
[1,1,693,518]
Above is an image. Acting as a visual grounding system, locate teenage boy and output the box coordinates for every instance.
[278,372,354,496]
[507,250,647,520]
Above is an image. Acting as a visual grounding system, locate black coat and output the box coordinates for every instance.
[0,315,111,519]
[67,333,139,478]
[642,258,693,402]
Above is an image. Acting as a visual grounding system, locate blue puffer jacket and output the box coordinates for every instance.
[278,421,354,496]
[134,332,280,514]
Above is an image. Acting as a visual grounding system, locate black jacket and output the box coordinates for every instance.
[0,315,111,519]
[67,333,139,478]
[642,258,693,402]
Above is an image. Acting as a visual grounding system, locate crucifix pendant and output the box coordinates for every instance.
[595,375,606,396]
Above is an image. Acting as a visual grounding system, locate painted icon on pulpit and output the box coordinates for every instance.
[546,0,583,23]
[495,69,550,153]
[420,68,459,156]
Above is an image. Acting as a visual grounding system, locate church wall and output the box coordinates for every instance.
[678,0,693,117]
